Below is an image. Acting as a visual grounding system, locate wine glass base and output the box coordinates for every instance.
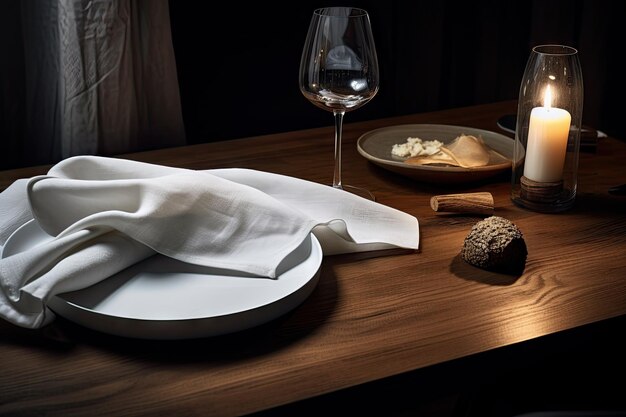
[334,184,376,201]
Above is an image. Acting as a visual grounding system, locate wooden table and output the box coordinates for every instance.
[1,101,626,416]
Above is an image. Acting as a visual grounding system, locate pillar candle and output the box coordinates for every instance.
[523,86,571,183]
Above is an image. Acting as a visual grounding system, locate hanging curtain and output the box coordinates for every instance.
[1,0,185,170]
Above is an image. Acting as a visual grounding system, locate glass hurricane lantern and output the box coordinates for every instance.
[511,44,584,213]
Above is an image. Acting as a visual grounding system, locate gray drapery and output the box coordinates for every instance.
[1,0,185,170]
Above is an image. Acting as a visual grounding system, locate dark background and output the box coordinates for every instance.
[169,0,625,145]
[2,1,625,169]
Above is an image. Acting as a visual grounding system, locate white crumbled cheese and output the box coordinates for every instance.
[391,137,444,158]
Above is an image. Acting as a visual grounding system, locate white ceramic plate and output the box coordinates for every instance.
[357,124,520,183]
[2,220,322,340]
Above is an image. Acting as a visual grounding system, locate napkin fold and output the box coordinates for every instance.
[0,156,419,328]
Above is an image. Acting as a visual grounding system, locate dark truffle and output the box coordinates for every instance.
[461,216,527,274]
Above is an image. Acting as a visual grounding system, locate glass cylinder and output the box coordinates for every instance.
[511,45,584,213]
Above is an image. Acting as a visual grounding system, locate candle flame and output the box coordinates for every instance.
[544,85,553,109]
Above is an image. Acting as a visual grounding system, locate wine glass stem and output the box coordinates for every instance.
[333,109,345,189]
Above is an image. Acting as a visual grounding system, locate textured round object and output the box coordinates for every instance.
[461,216,527,274]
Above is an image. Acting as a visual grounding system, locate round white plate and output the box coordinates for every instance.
[357,124,521,184]
[2,220,322,340]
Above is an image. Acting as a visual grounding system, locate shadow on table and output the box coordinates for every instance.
[450,254,521,286]
[246,315,626,417]
[569,192,626,218]
[0,260,341,363]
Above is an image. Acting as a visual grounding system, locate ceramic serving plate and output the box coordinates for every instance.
[2,220,323,340]
[357,124,520,183]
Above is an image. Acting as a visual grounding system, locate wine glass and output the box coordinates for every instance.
[299,7,380,200]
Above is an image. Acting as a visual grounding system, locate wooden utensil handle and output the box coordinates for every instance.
[430,192,494,214]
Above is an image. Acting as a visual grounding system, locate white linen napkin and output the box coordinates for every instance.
[0,156,419,328]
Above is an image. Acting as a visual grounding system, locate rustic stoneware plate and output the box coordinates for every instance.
[357,124,519,183]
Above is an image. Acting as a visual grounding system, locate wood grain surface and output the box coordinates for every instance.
[1,101,626,417]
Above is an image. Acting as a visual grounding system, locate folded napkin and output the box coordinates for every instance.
[0,156,419,328]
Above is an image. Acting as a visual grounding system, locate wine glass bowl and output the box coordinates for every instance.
[299,7,379,200]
